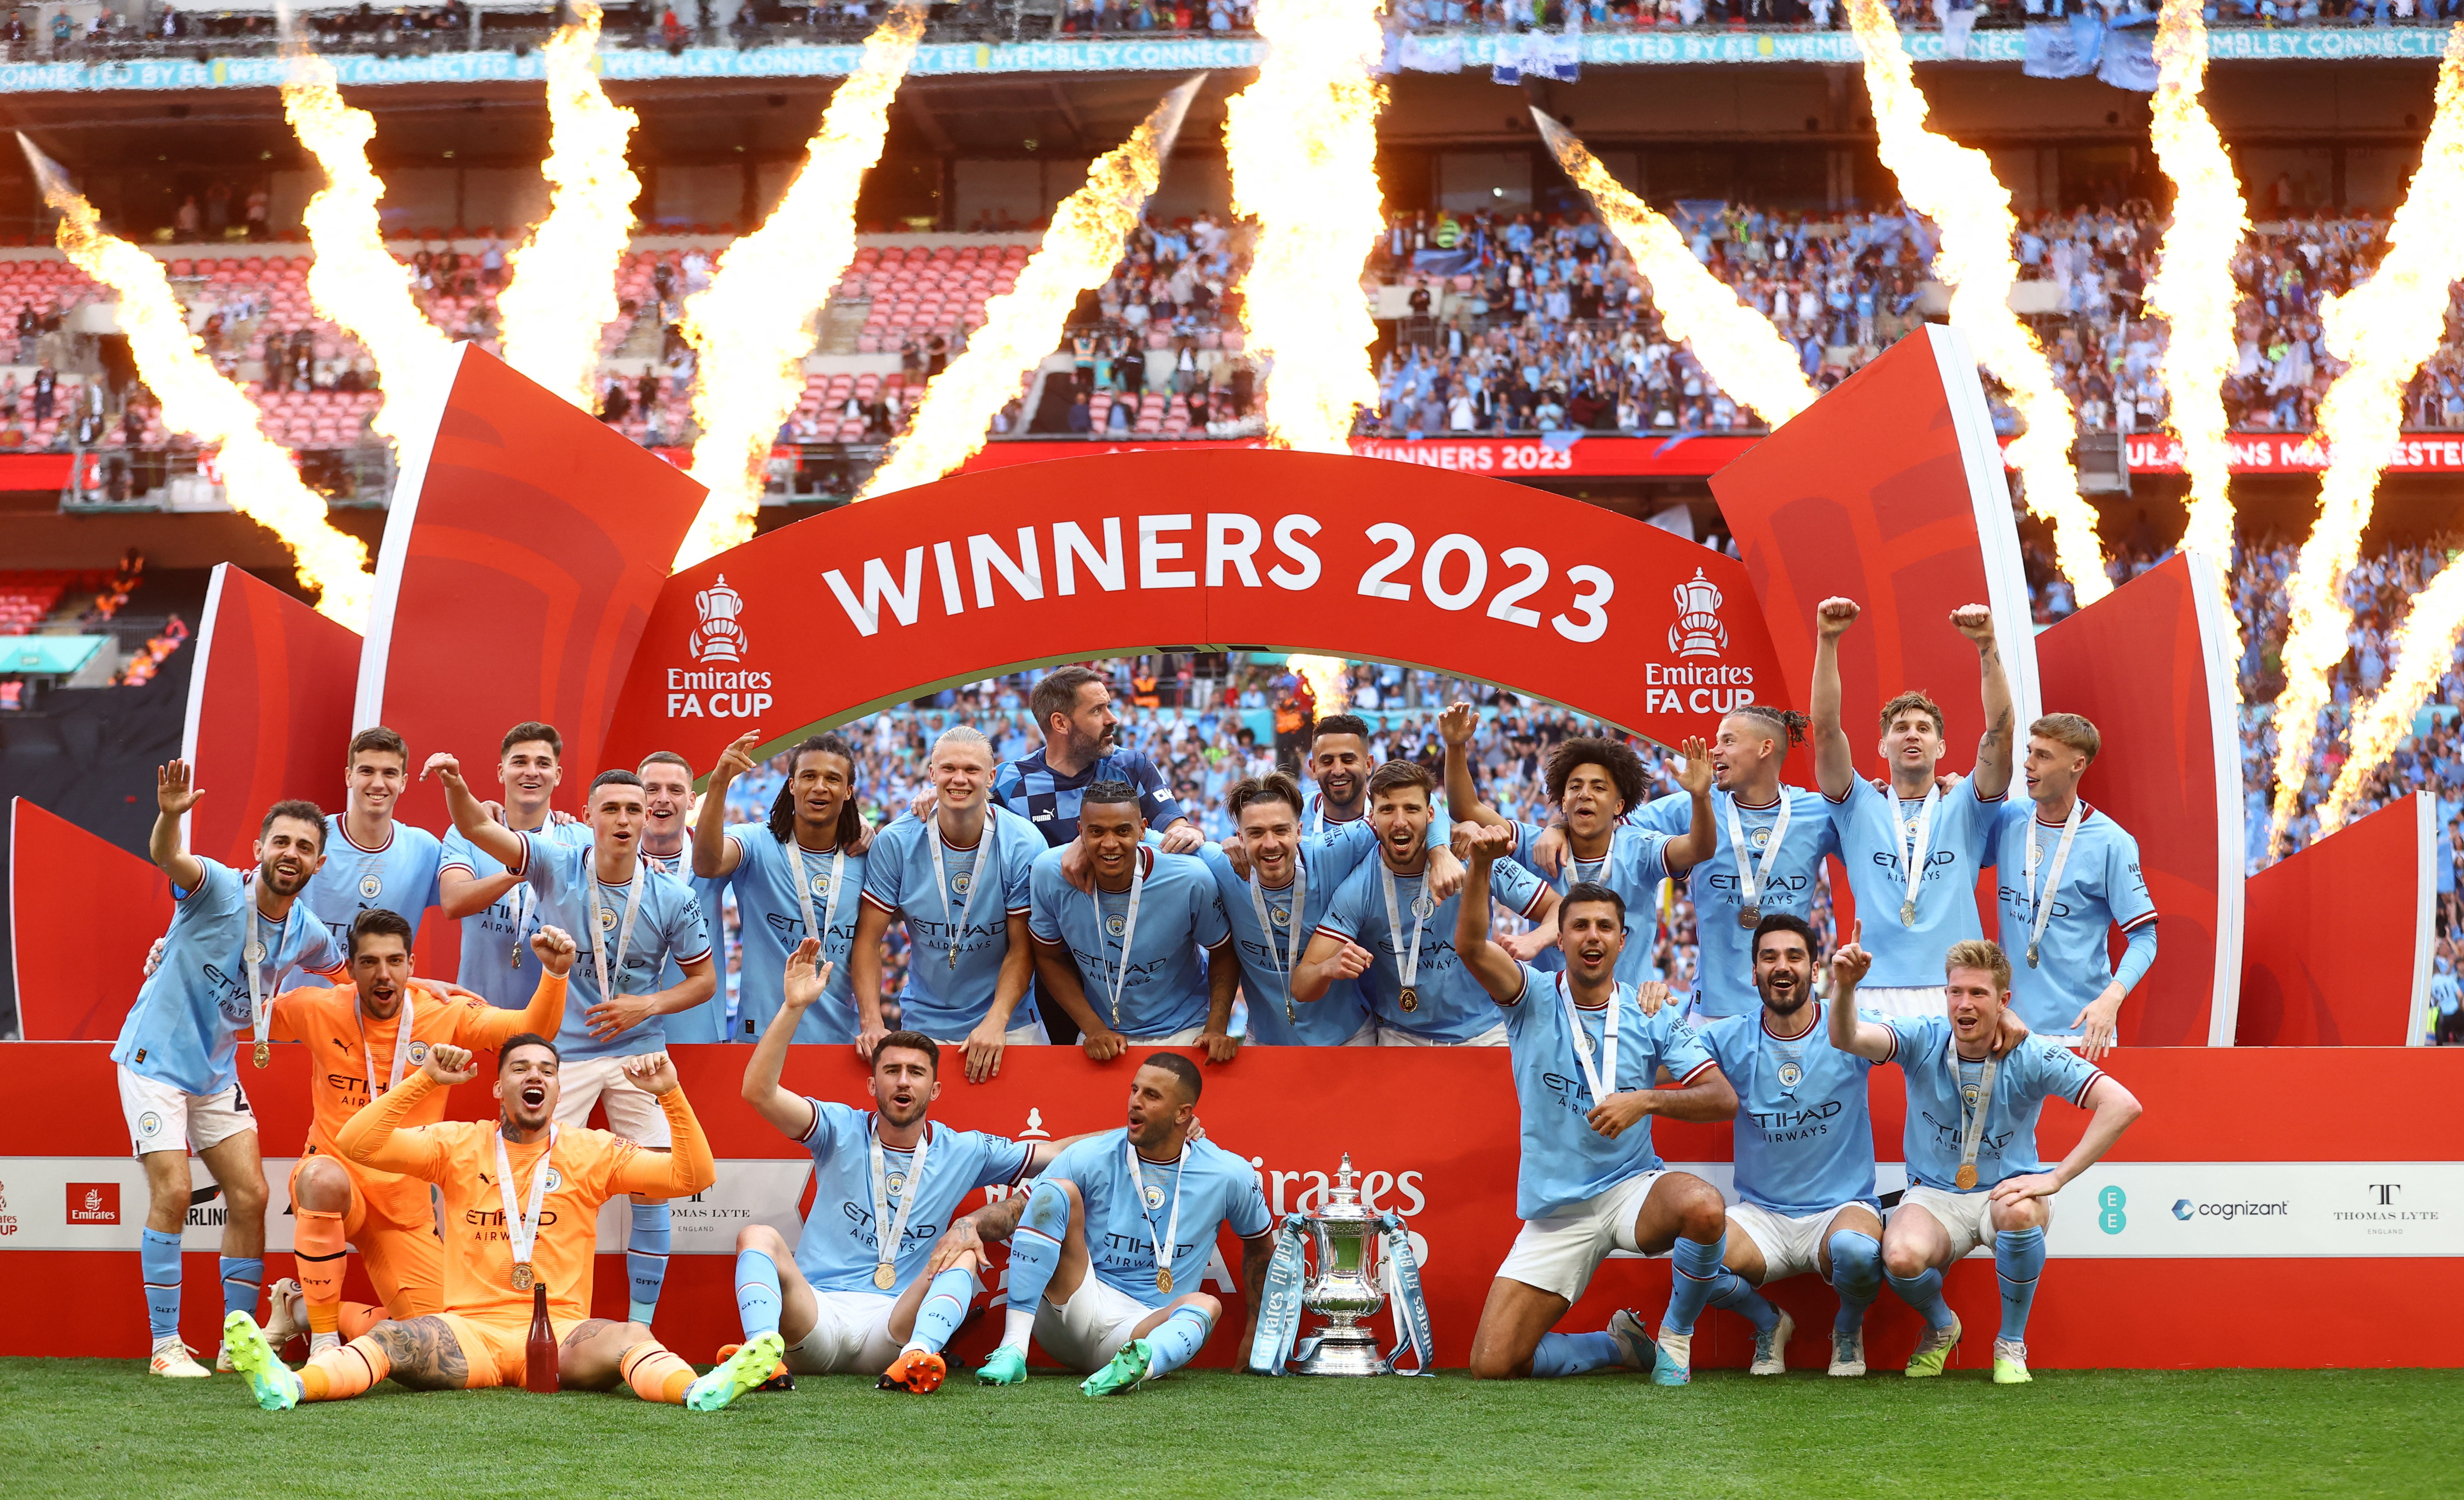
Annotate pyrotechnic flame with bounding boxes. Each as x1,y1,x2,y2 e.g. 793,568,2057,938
1290,654,1351,714
2318,558,2464,833
862,77,1204,499
674,3,926,566
1534,110,1817,427
1223,0,1386,453
2265,24,2464,854
498,0,640,409
280,47,455,450
1845,0,2110,606
2145,0,2248,697
20,136,371,627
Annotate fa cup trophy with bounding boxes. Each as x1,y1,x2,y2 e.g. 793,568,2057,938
1244,1153,1436,1376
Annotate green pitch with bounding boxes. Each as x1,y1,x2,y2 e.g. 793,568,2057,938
4,1359,2455,1499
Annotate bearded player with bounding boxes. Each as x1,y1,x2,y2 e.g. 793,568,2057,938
1454,825,1742,1386
221,1037,744,1411
1829,937,2143,1383
1809,598,2015,1020
254,910,574,1358
718,938,1091,1394
117,762,344,1376
1300,712,1375,833
929,1053,1272,1395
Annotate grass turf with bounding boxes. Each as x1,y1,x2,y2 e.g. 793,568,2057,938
4,1358,2456,1499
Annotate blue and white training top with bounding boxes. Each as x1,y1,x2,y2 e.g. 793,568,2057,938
1824,777,2003,989
1986,800,2157,1032
717,826,866,1044
292,814,443,985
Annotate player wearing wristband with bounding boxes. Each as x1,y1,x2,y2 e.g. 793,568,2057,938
437,722,590,1010
1452,826,1740,1386
116,762,344,1376
1989,715,2158,1058
637,751,732,1044
1809,598,2015,1020
220,1037,733,1411
1828,937,2143,1383
694,733,869,1045
851,726,1045,1080
257,910,573,1357
294,727,444,980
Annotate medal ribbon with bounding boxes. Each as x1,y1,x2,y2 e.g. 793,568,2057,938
586,848,648,1009
1092,852,1147,1030
928,812,995,972
1722,792,1793,912
1244,853,1308,1025
1378,861,1430,996
363,987,416,1099
244,899,285,1057
794,842,848,966
2023,800,2085,961
1567,825,1614,891
1950,1044,1999,1188
493,1123,559,1279
1899,781,1941,924
1555,974,1620,1104
1124,1138,1184,1292
867,1119,932,1287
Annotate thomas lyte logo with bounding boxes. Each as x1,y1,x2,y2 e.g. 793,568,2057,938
1669,569,1729,658
690,575,749,664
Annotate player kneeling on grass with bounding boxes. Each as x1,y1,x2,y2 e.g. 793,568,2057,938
724,938,1089,1394
928,1054,1274,1395
1827,936,2143,1383
1453,825,1744,1387
220,1036,741,1412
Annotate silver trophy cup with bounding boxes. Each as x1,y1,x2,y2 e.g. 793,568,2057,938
1292,1153,1393,1375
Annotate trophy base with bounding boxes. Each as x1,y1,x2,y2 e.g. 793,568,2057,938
1292,1324,1392,1376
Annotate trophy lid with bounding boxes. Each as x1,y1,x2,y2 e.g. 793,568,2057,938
1314,1151,1373,1223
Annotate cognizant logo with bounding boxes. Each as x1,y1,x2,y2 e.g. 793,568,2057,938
2171,1199,2289,1221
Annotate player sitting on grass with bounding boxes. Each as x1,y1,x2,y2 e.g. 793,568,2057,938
1451,824,1741,1386
220,1036,740,1411
1827,936,2143,1383
928,1054,1273,1395
723,938,1087,1395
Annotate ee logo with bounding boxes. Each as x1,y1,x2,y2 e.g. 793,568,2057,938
2096,1185,2127,1235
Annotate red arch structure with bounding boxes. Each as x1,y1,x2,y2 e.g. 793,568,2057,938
599,448,1786,773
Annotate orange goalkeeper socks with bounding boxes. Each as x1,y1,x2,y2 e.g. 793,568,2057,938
618,1339,694,1405
299,1336,392,1402
294,1209,348,1338
338,1302,384,1341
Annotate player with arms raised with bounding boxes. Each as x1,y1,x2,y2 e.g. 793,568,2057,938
1453,824,1742,1386
1809,598,2015,1019
220,1036,736,1410
933,1053,1273,1395
116,763,343,1376
1828,937,2143,1383
694,733,869,1044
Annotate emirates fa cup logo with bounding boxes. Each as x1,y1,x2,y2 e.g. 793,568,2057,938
1669,569,1728,658
691,575,748,663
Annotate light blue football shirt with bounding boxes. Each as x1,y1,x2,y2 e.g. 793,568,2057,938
514,832,711,1061
1824,779,2003,989
440,820,591,1011
1986,800,2158,1032
720,825,865,1045
1633,786,1840,1020
645,849,731,1044
1698,1004,1880,1217
1198,820,1382,1046
1884,1014,2108,1192
1318,853,1548,1044
1504,818,1676,985
858,807,1042,1039
1028,845,1230,1039
292,814,444,985
1042,1128,1272,1308
1496,961,1718,1219
792,1100,1031,1294
113,859,345,1096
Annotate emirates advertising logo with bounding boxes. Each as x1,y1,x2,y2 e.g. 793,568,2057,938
1645,568,1757,716
668,575,775,720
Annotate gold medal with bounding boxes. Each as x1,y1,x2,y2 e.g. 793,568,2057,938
1900,899,1917,927
253,1041,271,1069
2026,943,2041,969
511,1261,535,1292
873,1263,896,1291
1737,904,1761,929
1156,1268,1173,1295
1397,986,1417,1013
1954,1164,1979,1191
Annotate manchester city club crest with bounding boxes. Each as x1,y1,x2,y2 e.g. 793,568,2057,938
1143,1182,1166,1210
1961,1083,1981,1109
408,1041,429,1064
138,1111,162,1137
1270,905,1290,927
952,871,973,896
1749,826,1772,850
598,905,619,930
1106,913,1128,938
887,1170,907,1197
358,872,383,900
809,872,831,898
541,1167,564,1193
1778,1060,1803,1089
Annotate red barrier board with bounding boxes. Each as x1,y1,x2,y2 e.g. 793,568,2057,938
5,1040,2455,1371
6,803,172,1041
2238,793,2433,1047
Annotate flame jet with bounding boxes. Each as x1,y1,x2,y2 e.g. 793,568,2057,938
20,136,372,627
675,3,928,567
862,76,1205,499
2319,561,2464,834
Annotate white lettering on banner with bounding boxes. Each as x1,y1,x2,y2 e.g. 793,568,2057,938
1358,523,1415,601
971,528,1044,609
1638,660,1759,716
1422,533,1488,611
932,540,966,616
1139,514,1197,588
1269,515,1321,589
593,1159,812,1253
1056,518,1125,595
1205,513,1263,587
1488,548,1549,627
666,667,777,719
823,547,925,637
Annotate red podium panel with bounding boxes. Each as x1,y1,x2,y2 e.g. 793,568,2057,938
2238,793,2433,1047
8,801,173,1040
